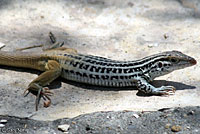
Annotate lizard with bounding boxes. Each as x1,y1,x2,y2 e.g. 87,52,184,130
0,32,197,110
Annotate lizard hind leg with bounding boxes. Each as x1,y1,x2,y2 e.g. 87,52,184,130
14,32,77,54
14,32,64,51
42,32,65,51
43,32,78,54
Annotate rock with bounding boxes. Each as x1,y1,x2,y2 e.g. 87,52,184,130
133,114,140,118
165,123,171,129
58,124,70,132
0,119,7,124
0,124,5,127
171,125,182,132
0,42,5,49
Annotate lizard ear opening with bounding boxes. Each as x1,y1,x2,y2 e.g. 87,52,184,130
158,62,163,68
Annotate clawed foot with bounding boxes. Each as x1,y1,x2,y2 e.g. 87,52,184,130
152,86,176,95
23,86,53,111
35,87,53,111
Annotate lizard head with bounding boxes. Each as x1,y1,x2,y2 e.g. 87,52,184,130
163,50,196,68
148,50,196,78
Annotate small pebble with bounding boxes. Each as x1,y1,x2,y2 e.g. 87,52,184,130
106,115,111,119
163,34,169,39
165,123,171,129
71,121,76,124
148,43,158,48
0,119,7,124
186,126,190,129
0,124,5,127
183,114,187,117
171,125,181,132
188,110,195,115
0,42,5,49
58,124,70,132
133,114,139,118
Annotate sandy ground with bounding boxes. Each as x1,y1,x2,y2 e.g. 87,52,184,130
0,0,199,121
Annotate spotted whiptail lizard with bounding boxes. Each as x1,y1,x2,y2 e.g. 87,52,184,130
0,32,197,110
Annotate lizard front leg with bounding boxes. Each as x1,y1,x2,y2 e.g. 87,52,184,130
135,78,176,95
24,60,62,111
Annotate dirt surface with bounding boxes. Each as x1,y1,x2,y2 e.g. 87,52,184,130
0,0,199,124
0,106,200,134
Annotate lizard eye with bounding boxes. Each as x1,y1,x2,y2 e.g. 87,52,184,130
169,58,179,63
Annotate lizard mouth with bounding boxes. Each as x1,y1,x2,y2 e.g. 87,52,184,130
189,58,197,65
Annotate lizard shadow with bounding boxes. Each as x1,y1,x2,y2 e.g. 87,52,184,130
0,65,40,75
57,78,196,97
